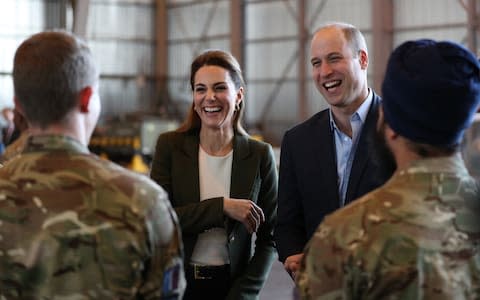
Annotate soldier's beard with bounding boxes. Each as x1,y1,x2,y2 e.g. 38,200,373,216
373,121,397,174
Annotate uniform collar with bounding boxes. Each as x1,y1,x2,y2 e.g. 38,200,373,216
398,153,469,177
24,134,90,154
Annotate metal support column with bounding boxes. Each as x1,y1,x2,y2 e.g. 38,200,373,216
72,0,90,38
298,0,308,121
231,0,245,70
155,0,168,113
466,0,479,54
371,0,393,95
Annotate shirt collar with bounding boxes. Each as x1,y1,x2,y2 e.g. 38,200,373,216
356,89,373,123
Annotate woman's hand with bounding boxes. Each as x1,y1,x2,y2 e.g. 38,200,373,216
223,197,265,234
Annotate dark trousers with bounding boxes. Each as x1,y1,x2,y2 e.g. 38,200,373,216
183,264,230,300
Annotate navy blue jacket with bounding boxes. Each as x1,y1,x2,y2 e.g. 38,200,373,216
275,93,394,262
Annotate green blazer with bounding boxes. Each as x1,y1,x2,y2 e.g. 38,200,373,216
150,130,278,300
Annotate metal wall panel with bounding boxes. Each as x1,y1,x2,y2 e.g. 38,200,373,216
247,80,299,141
393,0,469,47
394,27,468,46
89,3,154,39
87,0,156,116
243,0,375,142
245,41,298,124
0,0,47,108
100,78,156,116
246,41,298,80
166,0,231,119
0,0,475,144
90,40,154,74
0,0,46,35
168,1,230,39
244,1,300,139
394,0,466,27
246,2,297,38
308,0,372,30
244,1,298,132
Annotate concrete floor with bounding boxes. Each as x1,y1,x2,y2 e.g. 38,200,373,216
259,255,295,300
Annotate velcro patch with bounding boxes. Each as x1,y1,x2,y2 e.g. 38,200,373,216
162,264,180,294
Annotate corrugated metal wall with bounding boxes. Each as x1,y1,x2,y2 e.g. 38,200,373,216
167,0,231,117
0,0,49,110
0,0,475,144
164,0,473,144
393,0,468,45
245,0,301,141
87,0,156,118
164,0,378,144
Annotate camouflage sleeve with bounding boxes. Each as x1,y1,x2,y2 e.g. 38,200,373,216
139,190,186,300
295,221,346,299
295,198,382,299
295,194,396,299
295,192,428,299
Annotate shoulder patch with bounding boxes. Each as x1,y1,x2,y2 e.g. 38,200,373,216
162,264,180,295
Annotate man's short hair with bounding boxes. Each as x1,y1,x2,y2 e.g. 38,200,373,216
13,30,98,129
314,22,368,57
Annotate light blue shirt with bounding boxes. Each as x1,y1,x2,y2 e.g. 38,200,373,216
329,90,373,206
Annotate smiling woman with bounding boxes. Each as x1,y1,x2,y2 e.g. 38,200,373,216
192,64,242,137
150,50,278,300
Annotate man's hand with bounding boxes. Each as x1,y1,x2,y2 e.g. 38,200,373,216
284,253,304,280
223,197,265,234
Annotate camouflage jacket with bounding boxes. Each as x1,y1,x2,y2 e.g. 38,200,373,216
296,154,480,300
0,130,29,165
0,135,185,299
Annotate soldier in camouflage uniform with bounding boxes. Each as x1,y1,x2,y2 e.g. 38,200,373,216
0,31,185,299
0,108,29,165
296,40,480,299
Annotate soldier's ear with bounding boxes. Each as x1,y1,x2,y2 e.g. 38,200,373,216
384,124,399,141
79,86,93,113
13,97,25,116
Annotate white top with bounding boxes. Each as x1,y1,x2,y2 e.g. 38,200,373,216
190,146,233,265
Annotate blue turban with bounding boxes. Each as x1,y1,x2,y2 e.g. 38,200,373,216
382,39,480,146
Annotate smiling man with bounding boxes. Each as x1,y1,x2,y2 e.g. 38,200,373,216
275,22,395,278
296,38,480,300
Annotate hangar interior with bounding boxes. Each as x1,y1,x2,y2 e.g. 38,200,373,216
0,1,479,298
0,1,478,160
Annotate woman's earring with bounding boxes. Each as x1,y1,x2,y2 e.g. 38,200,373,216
235,103,240,111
